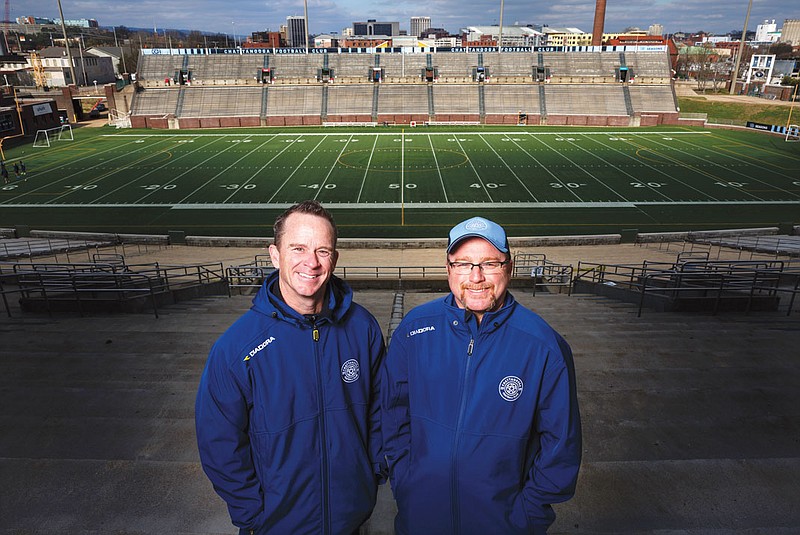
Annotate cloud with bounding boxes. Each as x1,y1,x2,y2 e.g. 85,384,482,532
14,0,799,36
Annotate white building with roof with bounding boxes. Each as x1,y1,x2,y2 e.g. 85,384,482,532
462,25,545,47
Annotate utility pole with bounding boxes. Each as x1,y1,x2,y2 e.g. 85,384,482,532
729,0,753,95
56,0,78,87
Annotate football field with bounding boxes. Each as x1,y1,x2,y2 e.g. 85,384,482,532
2,126,799,238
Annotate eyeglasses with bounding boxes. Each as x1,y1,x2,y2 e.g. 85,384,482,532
448,260,509,275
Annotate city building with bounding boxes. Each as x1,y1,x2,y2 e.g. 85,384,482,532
248,31,282,48
340,36,388,48
313,34,340,48
54,18,99,28
541,27,588,46
543,28,669,47
410,17,431,38
286,16,307,48
33,46,116,87
462,25,545,47
648,24,664,36
85,47,123,77
755,20,780,43
352,20,399,37
780,19,800,45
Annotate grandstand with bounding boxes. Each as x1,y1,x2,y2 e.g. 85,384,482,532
129,49,684,129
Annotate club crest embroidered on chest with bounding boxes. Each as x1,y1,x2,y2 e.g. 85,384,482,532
341,359,360,383
499,376,523,401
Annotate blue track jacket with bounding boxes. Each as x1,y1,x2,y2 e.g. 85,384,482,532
196,272,385,534
381,293,581,535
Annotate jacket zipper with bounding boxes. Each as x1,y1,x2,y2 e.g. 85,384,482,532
311,319,330,534
450,336,474,535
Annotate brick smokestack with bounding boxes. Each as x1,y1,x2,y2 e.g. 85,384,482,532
591,0,607,46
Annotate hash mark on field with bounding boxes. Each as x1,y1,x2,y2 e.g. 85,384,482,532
478,134,536,201
268,135,328,202
453,136,493,202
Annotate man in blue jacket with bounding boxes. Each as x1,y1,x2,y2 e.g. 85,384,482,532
381,216,582,535
196,200,385,534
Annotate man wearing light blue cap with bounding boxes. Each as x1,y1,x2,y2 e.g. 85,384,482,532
381,216,582,535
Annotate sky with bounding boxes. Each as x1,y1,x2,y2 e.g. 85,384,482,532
15,0,799,38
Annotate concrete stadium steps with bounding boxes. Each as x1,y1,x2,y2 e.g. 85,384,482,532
265,85,323,116
130,88,179,116
327,84,375,116
625,51,673,78
544,84,630,116
132,51,677,123
179,87,263,117
629,84,680,113
3,289,797,533
136,51,673,86
431,84,480,115
483,84,540,115
398,290,800,533
0,300,234,533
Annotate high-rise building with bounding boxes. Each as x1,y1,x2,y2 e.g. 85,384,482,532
352,20,399,36
647,24,664,36
410,16,431,37
782,19,800,45
287,16,307,47
755,19,779,42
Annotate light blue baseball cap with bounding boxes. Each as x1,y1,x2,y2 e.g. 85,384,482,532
447,217,509,254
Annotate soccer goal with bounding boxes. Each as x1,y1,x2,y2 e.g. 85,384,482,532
108,109,132,129
786,124,799,142
33,124,74,148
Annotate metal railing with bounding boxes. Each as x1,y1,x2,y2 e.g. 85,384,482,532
4,261,226,318
226,253,575,294
574,259,800,317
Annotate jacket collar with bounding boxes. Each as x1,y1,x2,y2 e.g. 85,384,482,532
251,270,352,326
443,291,517,334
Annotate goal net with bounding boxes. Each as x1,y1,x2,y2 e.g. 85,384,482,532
108,109,132,129
33,124,74,148
786,124,799,142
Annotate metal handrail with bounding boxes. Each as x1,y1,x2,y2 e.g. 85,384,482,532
574,260,798,317
6,261,227,318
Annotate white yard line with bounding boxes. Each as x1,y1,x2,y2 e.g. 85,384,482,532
315,134,353,200
533,135,629,202
427,135,449,202
93,137,223,203
587,135,718,201
356,135,379,203
649,135,798,199
12,137,177,205
220,135,283,203
478,134,537,201
453,136,493,202
266,135,328,203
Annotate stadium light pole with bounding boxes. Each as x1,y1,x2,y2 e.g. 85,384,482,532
303,0,309,52
729,0,753,95
497,0,504,50
56,0,78,88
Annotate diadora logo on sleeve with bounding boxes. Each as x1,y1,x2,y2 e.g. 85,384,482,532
243,336,276,361
499,376,523,402
341,359,360,383
407,325,436,337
